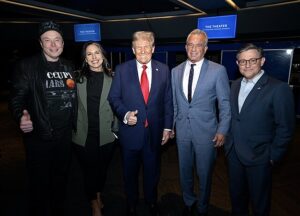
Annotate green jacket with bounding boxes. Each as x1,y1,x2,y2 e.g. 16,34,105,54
72,73,117,147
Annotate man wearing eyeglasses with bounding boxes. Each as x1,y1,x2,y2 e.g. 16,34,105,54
224,43,295,216
171,29,231,216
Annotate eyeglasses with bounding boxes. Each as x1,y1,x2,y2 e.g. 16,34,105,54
237,57,262,66
186,43,205,49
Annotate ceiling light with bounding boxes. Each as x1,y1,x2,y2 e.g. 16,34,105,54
225,0,240,10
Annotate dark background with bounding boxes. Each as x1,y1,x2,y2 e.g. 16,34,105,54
1,1,300,215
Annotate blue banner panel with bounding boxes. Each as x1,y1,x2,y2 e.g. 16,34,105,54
198,15,237,39
74,23,101,42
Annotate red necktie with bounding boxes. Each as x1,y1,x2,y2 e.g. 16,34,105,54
140,64,149,127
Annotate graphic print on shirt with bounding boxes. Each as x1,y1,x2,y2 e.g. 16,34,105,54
45,63,76,129
45,71,76,111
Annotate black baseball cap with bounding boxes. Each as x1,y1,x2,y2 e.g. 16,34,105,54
38,21,63,37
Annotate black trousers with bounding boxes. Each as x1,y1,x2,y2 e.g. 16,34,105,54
227,148,272,216
24,127,72,216
74,136,115,201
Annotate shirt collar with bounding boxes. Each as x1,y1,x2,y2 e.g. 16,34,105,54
187,58,204,67
136,60,152,69
242,70,264,84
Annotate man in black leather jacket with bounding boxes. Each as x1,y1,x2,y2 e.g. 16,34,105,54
9,21,76,216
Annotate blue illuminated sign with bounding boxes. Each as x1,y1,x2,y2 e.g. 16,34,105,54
198,15,237,39
74,23,101,42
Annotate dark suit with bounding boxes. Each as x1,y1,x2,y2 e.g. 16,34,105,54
108,59,173,206
225,73,295,216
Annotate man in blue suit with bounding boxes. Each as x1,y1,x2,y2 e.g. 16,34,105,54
108,31,173,216
224,43,295,216
171,29,231,216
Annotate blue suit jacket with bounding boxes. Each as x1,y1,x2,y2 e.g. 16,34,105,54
172,59,231,144
108,59,173,150
225,73,295,165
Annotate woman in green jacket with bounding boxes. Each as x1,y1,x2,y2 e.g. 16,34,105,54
73,41,117,216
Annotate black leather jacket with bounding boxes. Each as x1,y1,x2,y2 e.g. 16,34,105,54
9,52,77,140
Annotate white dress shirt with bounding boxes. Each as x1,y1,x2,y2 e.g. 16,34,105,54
238,70,264,112
182,59,204,101
123,60,152,124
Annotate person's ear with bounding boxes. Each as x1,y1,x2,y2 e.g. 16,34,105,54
260,57,265,66
151,46,155,54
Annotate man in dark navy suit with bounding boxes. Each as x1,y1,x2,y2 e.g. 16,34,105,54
108,31,173,216
225,43,295,216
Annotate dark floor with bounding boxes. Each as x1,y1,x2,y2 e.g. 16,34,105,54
1,97,300,216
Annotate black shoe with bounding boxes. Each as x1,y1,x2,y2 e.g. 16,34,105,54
149,203,159,216
126,205,137,216
182,202,197,216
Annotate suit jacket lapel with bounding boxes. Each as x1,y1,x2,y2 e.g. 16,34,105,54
100,73,111,109
192,59,208,102
130,60,145,103
78,78,87,111
148,61,157,104
240,73,268,115
232,78,242,116
178,62,187,102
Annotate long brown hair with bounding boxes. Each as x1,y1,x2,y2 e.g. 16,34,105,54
76,41,112,83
